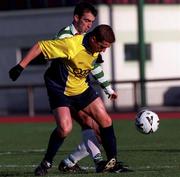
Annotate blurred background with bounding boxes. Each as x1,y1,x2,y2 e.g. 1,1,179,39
0,0,180,116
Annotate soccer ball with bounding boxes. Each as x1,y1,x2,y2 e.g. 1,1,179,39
135,110,160,134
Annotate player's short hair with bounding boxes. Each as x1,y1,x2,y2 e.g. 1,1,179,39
92,24,115,43
74,2,97,18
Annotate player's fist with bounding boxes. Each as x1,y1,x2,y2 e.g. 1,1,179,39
108,91,118,100
9,64,24,81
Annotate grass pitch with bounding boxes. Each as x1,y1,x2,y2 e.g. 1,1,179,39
0,118,180,177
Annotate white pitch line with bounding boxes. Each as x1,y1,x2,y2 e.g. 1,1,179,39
133,165,178,170
0,150,178,171
0,164,95,170
0,164,177,170
0,149,46,155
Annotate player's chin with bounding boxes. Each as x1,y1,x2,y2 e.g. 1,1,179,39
85,28,90,32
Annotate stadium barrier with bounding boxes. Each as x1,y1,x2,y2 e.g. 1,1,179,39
1,77,180,116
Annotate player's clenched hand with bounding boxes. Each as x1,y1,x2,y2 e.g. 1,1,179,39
9,64,24,81
108,91,118,100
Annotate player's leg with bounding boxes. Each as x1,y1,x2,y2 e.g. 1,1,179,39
77,110,101,142
45,107,73,161
59,110,103,172
83,97,132,173
34,107,73,176
59,141,89,172
70,87,116,172
82,97,117,160
75,110,103,162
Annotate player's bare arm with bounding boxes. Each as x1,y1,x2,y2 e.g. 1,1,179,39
19,43,41,68
9,43,41,81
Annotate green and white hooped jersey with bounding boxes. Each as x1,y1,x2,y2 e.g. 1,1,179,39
54,24,114,96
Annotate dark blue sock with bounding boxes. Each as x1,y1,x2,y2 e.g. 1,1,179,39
44,128,65,164
100,125,117,160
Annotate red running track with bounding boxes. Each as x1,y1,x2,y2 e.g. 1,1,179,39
0,112,180,123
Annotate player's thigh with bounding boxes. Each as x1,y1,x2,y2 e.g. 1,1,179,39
83,97,112,128
53,107,73,136
78,110,100,129
71,109,94,128
75,110,102,143
71,86,112,127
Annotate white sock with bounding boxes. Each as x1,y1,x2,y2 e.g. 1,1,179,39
63,129,103,167
64,142,89,167
63,158,75,168
82,129,103,162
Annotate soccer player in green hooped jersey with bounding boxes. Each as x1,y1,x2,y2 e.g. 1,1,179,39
53,2,118,173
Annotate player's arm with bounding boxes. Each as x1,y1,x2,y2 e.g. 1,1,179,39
91,62,118,100
9,39,69,81
20,43,41,68
9,43,42,81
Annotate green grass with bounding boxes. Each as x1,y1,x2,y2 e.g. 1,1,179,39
0,118,180,177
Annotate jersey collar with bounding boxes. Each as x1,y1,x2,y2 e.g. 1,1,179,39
70,24,78,35
70,23,86,35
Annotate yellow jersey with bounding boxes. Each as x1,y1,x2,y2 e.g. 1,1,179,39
39,35,99,96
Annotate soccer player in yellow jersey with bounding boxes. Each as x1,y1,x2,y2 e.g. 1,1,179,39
54,2,118,172
50,2,120,173
53,3,105,172
9,25,131,175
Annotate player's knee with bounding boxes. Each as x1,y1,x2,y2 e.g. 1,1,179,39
82,117,93,126
77,111,93,127
96,109,112,127
101,116,112,127
57,124,72,137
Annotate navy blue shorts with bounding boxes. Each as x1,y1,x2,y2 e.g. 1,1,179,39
46,85,99,111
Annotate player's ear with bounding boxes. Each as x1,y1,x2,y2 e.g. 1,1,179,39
74,15,80,22
92,36,97,43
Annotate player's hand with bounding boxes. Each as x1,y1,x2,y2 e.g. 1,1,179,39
108,91,118,100
9,64,24,81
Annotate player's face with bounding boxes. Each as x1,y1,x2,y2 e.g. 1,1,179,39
75,12,96,34
91,37,111,53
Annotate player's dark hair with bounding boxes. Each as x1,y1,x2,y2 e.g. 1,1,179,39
92,24,115,43
74,2,97,18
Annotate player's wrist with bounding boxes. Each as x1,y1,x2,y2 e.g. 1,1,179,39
16,64,24,72
104,85,114,95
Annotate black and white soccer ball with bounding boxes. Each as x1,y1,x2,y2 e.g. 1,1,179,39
135,110,160,134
